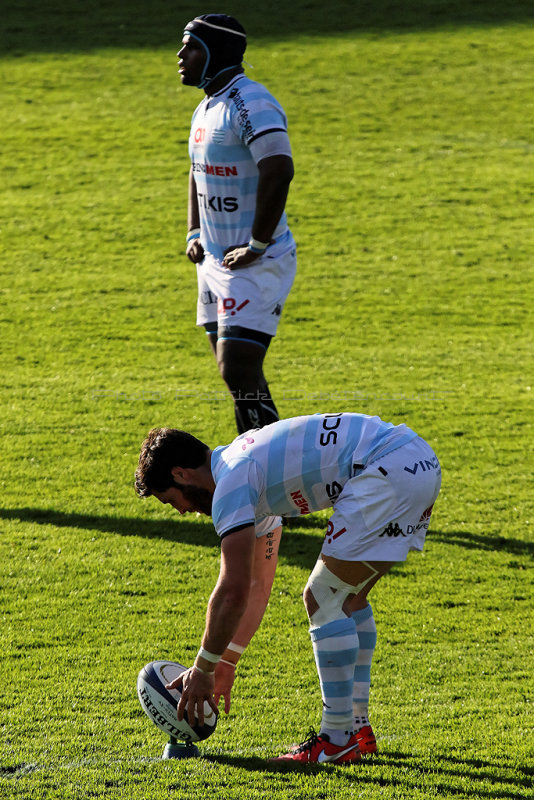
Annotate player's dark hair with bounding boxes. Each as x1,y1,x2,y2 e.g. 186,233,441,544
135,428,210,497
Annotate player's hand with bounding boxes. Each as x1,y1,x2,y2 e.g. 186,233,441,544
168,666,218,726
186,239,205,264
222,245,262,270
213,660,236,714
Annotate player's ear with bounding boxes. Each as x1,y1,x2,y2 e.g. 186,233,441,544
171,465,202,484
171,466,185,482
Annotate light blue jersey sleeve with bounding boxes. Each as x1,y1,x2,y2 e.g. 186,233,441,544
211,455,266,537
226,81,288,146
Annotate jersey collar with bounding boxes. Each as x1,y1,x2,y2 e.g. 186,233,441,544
210,72,247,97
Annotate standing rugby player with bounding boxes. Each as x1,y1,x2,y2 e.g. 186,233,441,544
178,14,296,433
135,412,442,764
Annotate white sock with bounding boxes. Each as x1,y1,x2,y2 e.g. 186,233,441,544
320,727,352,746
353,713,370,729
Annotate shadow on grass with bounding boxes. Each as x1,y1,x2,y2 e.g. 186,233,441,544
1,508,531,563
204,751,359,776
204,750,533,796
0,506,323,570
3,0,534,55
429,529,533,558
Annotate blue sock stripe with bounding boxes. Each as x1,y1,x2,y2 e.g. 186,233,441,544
311,617,359,732
354,665,372,683
322,710,354,720
320,679,355,698
316,648,359,669
350,605,376,723
351,604,373,625
357,631,377,650
310,617,356,643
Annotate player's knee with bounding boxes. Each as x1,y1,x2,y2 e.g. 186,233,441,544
218,356,260,391
304,561,351,628
302,583,318,619
217,355,238,387
305,559,376,628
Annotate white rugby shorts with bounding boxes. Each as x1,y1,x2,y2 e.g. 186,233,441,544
196,241,297,336
321,437,442,562
255,515,282,537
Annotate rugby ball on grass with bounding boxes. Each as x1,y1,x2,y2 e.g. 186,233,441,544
137,660,217,743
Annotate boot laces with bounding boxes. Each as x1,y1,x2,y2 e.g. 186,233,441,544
295,728,322,753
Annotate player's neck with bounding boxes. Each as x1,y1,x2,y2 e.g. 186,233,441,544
204,68,244,96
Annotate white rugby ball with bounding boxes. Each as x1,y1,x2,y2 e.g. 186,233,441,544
137,660,217,743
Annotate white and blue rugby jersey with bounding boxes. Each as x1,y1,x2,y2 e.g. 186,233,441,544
189,74,292,261
210,413,418,538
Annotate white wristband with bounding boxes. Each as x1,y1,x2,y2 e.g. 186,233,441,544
227,642,246,654
193,663,211,675
220,658,237,668
248,237,269,254
187,228,201,243
197,646,221,664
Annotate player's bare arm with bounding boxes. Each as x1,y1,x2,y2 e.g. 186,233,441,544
174,526,257,724
185,168,204,264
222,154,294,269
214,525,282,712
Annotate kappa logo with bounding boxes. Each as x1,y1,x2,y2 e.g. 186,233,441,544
378,521,406,538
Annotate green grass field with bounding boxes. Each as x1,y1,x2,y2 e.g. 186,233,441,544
1,1,533,797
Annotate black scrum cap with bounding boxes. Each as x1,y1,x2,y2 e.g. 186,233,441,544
184,14,247,89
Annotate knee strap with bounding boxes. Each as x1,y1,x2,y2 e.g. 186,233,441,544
305,559,379,628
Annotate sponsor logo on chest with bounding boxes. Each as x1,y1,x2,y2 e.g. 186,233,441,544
290,489,310,514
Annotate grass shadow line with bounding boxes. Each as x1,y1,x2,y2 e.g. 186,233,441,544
0,506,324,570
2,509,530,566
429,529,533,558
3,0,534,56
204,749,533,795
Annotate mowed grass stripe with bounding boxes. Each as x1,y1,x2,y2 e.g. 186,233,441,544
1,6,532,799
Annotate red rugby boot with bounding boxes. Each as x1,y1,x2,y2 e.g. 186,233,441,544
355,724,377,755
270,729,361,765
